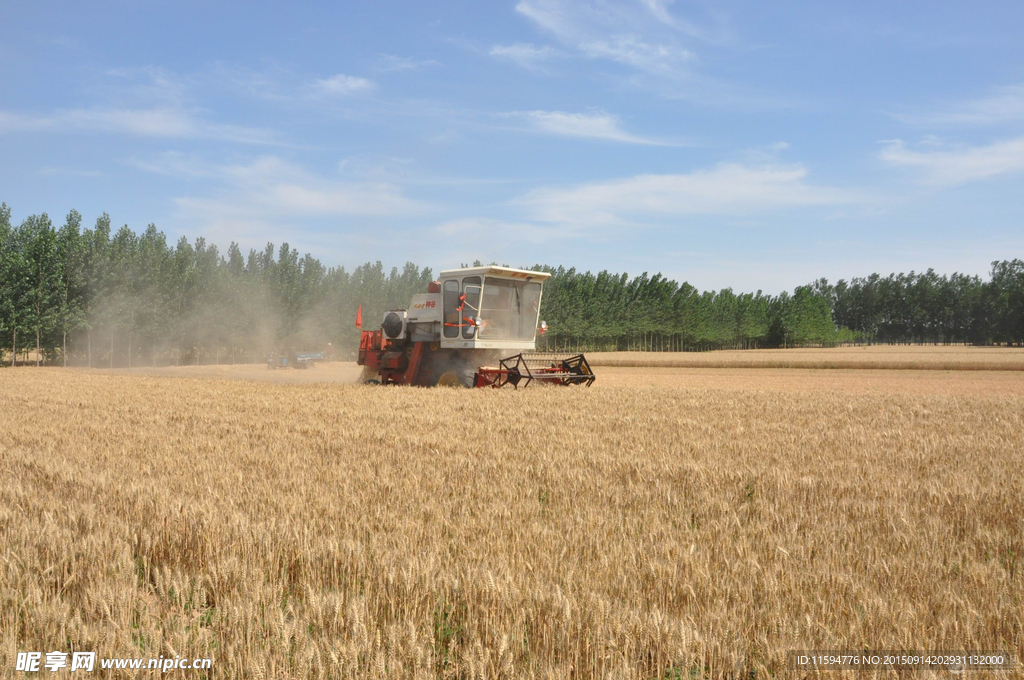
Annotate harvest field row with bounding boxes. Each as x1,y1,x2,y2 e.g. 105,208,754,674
2,365,1022,678
105,360,1024,397
586,345,1024,370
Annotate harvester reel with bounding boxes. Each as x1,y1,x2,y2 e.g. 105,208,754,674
477,353,596,388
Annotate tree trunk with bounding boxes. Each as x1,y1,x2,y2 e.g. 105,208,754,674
88,330,92,368
63,332,67,367
36,329,41,367
10,328,15,367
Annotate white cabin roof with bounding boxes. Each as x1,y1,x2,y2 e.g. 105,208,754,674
438,266,551,281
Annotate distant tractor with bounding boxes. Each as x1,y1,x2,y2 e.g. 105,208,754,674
357,266,595,387
267,350,324,370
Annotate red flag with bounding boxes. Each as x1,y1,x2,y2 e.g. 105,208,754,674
355,304,362,329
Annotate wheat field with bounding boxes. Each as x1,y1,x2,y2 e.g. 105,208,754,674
111,360,1024,398
2,364,1022,678
587,346,1024,371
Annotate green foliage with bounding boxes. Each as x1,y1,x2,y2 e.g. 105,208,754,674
1,205,36,363
535,265,819,351
0,205,440,365
824,269,997,344
985,259,1024,345
432,600,465,675
0,200,1022,365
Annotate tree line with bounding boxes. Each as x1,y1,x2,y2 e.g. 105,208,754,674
536,262,1024,351
1,203,1022,366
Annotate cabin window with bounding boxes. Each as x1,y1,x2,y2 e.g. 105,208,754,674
521,282,542,338
442,279,460,338
479,278,542,340
461,277,482,339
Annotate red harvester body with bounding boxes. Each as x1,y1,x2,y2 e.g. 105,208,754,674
356,266,594,388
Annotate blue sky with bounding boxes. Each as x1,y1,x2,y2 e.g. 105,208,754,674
2,1,1022,292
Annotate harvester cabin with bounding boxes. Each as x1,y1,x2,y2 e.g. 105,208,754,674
437,267,551,350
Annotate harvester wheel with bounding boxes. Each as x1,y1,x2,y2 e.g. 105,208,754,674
364,378,381,385
436,371,463,387
416,348,479,387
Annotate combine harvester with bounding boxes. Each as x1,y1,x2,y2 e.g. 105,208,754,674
357,266,595,388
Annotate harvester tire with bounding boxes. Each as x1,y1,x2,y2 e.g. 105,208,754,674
436,371,464,387
364,378,381,385
416,348,479,387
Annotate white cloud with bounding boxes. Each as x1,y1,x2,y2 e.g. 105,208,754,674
258,182,413,217
313,74,376,96
436,217,552,244
579,34,692,73
336,153,523,186
739,141,791,163
516,163,860,228
510,109,670,145
203,62,295,102
637,0,710,38
38,166,103,178
376,54,440,72
0,111,50,133
124,153,431,262
510,1,764,106
489,42,562,70
126,152,220,178
69,108,200,137
514,0,696,74
424,162,860,252
1,66,280,144
106,66,191,106
891,84,1024,126
639,0,675,26
135,154,426,220
0,107,279,144
514,0,577,42
879,137,1024,186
